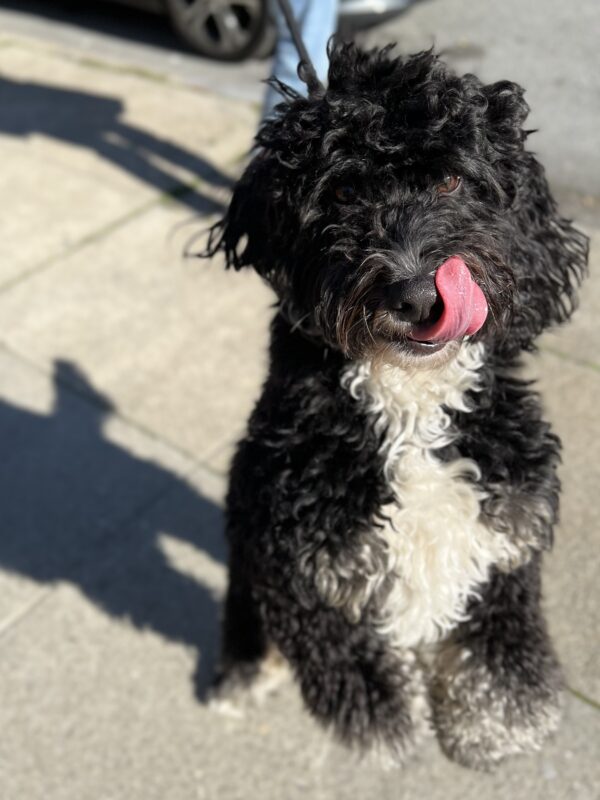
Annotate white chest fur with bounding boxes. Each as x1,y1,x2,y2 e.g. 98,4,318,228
341,345,516,648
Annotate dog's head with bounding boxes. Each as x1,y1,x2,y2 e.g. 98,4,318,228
207,45,587,365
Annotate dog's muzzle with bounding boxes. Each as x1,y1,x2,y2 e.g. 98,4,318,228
385,257,488,343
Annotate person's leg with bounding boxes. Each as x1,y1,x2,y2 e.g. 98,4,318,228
262,0,339,119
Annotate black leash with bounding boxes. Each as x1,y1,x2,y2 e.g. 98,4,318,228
275,0,324,93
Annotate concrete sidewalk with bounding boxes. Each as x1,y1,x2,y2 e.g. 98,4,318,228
0,21,598,800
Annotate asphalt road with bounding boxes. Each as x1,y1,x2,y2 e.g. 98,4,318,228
1,0,598,206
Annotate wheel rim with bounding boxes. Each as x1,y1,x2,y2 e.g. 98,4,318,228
172,0,264,57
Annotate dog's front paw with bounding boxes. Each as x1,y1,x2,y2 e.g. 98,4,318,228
431,647,563,770
208,649,291,717
301,648,431,768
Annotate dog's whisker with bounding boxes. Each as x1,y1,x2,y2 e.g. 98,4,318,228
290,312,312,333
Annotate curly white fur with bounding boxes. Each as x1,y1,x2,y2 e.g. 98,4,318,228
337,343,519,648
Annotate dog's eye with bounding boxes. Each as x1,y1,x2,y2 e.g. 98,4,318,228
334,185,356,203
435,176,462,196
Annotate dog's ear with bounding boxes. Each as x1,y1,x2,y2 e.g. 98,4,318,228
483,81,589,352
483,80,529,156
204,152,278,277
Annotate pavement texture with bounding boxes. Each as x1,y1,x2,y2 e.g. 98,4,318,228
0,2,598,798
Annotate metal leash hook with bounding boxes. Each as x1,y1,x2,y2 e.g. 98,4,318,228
275,0,324,94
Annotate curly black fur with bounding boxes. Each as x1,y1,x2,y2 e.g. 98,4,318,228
205,45,589,768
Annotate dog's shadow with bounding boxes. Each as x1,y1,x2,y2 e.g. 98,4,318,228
0,75,232,215
0,359,226,695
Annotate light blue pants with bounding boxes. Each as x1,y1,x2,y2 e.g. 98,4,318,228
262,0,339,119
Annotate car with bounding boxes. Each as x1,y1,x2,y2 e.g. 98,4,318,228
110,0,413,62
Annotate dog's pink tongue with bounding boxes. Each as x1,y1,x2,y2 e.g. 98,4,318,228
415,257,488,342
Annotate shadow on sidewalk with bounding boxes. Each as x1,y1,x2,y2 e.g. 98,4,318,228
0,75,232,214
0,359,226,693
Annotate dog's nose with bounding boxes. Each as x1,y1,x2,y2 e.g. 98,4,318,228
386,276,439,323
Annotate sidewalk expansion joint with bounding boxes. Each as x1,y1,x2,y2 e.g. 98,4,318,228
541,344,600,375
0,587,53,641
567,685,600,713
0,170,234,298
0,196,157,296
0,340,228,480
3,32,251,103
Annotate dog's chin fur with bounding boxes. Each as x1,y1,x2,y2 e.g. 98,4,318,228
206,43,588,770
365,338,463,372
277,300,464,370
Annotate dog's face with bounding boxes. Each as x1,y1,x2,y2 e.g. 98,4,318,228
208,46,587,364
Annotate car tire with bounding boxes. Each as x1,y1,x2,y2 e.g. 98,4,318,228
252,18,276,59
165,0,272,62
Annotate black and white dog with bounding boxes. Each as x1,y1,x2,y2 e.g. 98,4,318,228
205,44,588,769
